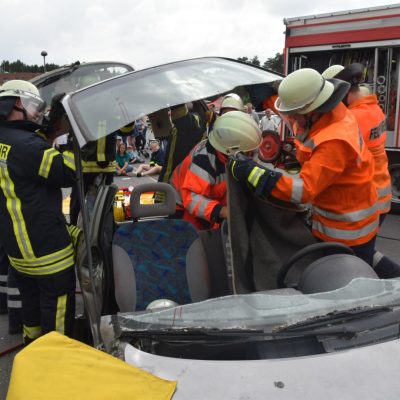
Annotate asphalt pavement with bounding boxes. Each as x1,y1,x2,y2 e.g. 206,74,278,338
0,165,399,398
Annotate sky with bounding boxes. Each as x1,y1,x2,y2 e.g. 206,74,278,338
2,0,398,70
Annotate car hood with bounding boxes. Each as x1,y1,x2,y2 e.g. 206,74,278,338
124,338,400,399
61,57,282,147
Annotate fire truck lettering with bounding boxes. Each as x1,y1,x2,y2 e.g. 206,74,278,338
332,44,351,48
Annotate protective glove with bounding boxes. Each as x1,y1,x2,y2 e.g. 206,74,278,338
229,155,282,196
229,156,261,182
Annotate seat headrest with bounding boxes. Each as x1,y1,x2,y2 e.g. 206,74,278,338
130,182,177,219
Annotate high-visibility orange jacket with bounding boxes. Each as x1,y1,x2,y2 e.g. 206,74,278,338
262,94,279,115
170,140,227,229
271,103,379,246
348,94,391,214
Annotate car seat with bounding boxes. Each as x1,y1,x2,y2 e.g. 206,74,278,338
112,182,211,311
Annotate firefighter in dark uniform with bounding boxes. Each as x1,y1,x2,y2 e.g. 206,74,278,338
0,80,79,344
45,93,134,225
155,103,206,184
68,117,135,225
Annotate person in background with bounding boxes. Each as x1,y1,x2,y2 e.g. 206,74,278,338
115,143,134,176
133,139,165,177
150,103,205,185
246,102,260,125
170,111,262,229
219,93,244,116
127,143,143,164
134,116,147,156
260,108,279,132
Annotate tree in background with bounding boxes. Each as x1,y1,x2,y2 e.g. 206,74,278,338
263,53,283,73
237,53,283,74
1,60,60,73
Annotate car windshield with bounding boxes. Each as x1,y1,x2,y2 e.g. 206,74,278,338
115,278,400,332
32,62,133,109
63,57,281,147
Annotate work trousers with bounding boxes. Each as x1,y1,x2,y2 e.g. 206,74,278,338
0,246,22,331
13,267,76,344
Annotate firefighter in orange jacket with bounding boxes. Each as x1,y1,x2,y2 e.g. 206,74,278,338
230,68,382,268
322,63,392,215
322,64,399,277
171,111,262,230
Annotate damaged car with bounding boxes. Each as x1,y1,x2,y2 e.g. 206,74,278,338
10,57,400,399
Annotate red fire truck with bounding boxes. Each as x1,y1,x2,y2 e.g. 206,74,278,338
283,4,400,212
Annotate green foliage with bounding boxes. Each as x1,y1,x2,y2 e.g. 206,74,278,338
262,53,283,73
237,53,283,74
0,60,60,73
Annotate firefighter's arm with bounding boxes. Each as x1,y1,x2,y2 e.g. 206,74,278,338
180,164,224,222
25,140,76,187
230,140,350,204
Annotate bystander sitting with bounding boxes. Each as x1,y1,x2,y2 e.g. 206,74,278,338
115,143,133,176
127,144,144,164
132,139,165,177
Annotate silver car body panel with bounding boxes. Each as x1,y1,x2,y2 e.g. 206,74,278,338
125,339,400,399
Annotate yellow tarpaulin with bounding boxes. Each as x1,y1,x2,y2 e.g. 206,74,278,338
7,332,176,400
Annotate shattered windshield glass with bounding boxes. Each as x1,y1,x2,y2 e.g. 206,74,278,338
114,278,400,332
64,57,281,146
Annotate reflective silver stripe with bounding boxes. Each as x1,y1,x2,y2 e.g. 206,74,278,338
302,138,316,150
97,137,106,162
313,203,378,222
187,193,211,219
378,199,392,212
312,218,379,241
189,163,214,184
0,287,7,293
56,294,67,334
378,186,392,197
373,251,385,268
291,177,304,203
0,275,7,282
7,287,20,295
63,152,76,171
170,163,183,204
0,166,35,258
215,172,227,185
247,167,265,187
9,244,74,267
39,148,58,178
7,300,21,308
11,254,75,276
208,152,216,170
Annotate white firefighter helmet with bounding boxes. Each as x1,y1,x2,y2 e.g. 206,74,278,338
322,65,345,79
220,93,244,112
359,83,373,96
275,68,335,115
209,110,262,155
0,80,45,116
0,79,40,98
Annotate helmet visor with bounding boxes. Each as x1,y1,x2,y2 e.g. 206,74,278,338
279,112,310,139
18,90,46,122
